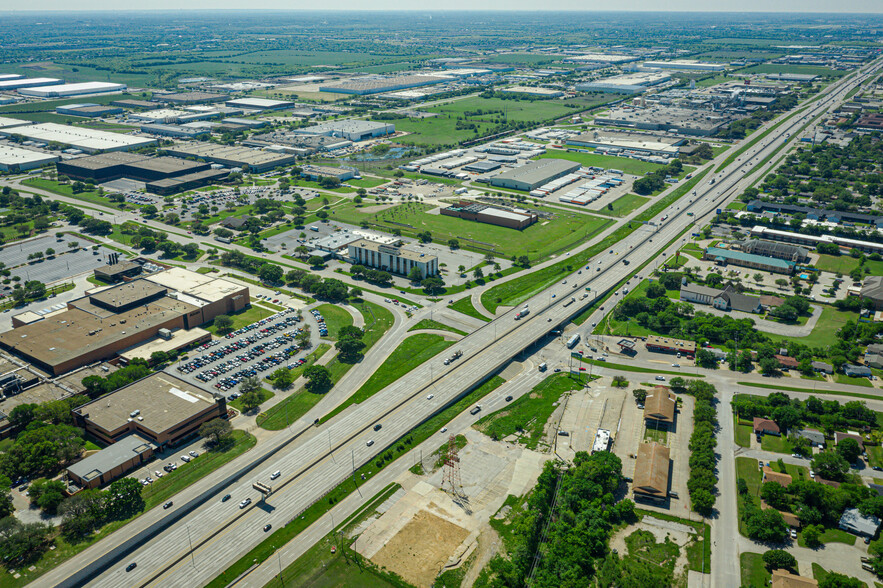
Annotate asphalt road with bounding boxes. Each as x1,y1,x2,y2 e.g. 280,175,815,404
30,59,882,588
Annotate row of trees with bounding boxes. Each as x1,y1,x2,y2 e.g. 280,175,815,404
81,360,152,399
676,379,718,514
732,392,878,439
632,159,684,195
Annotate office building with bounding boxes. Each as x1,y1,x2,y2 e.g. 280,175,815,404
66,433,156,490
145,168,228,195
348,240,438,278
300,165,356,182
633,443,670,502
489,159,581,191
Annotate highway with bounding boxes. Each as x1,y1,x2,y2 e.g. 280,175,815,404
37,59,881,588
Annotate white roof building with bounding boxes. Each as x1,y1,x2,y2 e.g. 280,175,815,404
18,82,125,98
0,145,59,171
0,123,155,153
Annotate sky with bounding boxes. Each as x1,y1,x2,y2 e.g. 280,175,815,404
4,2,882,12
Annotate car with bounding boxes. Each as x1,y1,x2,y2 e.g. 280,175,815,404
163,501,173,509
591,322,596,327
441,427,447,433
373,424,382,431
189,450,198,457
222,494,232,502
553,368,561,373
655,376,666,381
791,453,801,458
874,466,883,472
505,395,513,402
790,529,797,539
155,470,164,478
810,470,815,478
264,524,272,532
366,440,374,447
671,363,680,368
240,498,252,508
270,471,281,480
637,404,644,410
426,394,434,400
126,563,137,572
181,455,190,462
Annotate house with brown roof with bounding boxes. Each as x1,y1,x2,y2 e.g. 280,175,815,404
760,295,786,309
644,387,676,426
771,568,818,588
754,417,781,436
761,500,801,528
762,466,793,487
775,355,799,370
835,431,865,451
633,442,671,502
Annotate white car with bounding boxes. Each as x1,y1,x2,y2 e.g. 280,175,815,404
181,455,191,462
441,427,448,433
155,471,164,478
366,440,374,447
239,498,251,509
426,394,434,400
189,451,199,458
672,363,680,368
270,471,281,480
655,376,666,381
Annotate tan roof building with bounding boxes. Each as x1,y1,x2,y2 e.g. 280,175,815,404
633,442,670,501
762,466,793,487
772,568,818,588
644,387,676,424
753,417,781,436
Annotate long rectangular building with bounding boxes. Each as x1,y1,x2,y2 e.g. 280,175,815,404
0,123,155,153
441,201,537,229
295,120,394,142
0,145,59,171
705,246,795,274
489,158,581,191
19,82,126,98
57,152,211,183
162,142,295,173
633,442,671,502
0,77,62,91
348,239,437,278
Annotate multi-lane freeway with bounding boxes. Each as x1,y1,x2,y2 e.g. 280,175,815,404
37,58,881,588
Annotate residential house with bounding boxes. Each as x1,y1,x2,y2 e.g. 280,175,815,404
754,417,781,436
762,466,792,487
796,429,825,448
839,507,881,538
865,353,883,370
843,364,872,378
760,295,786,310
771,569,818,588
834,431,865,451
633,442,671,502
775,355,799,370
220,216,250,230
861,276,883,311
811,361,833,375
869,483,883,498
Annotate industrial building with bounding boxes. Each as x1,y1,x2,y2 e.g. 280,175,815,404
19,82,126,98
633,442,671,502
224,97,294,111
295,120,395,142
300,165,356,182
563,53,639,65
160,91,227,105
112,99,159,110
642,60,726,72
161,142,296,172
139,123,212,139
71,372,226,448
56,103,124,118
441,201,538,229
502,86,564,98
243,131,351,156
66,433,156,490
0,123,155,153
463,160,501,173
0,74,24,82
348,240,438,278
566,130,684,156
0,268,248,376
0,145,59,172
146,168,228,195
320,75,449,95
576,72,670,94
0,116,31,131
705,246,795,274
489,158,581,191
0,77,62,91
765,73,818,83
594,105,736,137
57,152,211,183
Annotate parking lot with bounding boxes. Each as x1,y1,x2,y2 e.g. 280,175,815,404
0,233,118,285
170,306,321,399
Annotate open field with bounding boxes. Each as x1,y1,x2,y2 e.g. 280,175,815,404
593,192,650,217
740,552,771,588
537,150,666,175
450,296,491,322
314,303,353,339
766,306,859,348
814,254,883,276
203,304,274,336
407,318,467,336
328,200,611,262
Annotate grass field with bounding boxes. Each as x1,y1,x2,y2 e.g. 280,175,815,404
812,563,867,588
328,200,610,262
314,303,353,339
740,552,771,588
474,372,589,449
766,306,859,348
203,304,274,336
833,373,874,387
320,333,455,424
537,150,666,176
761,434,794,454
407,318,467,336
798,527,856,547
734,415,753,448
450,296,491,322
23,178,131,209
644,424,668,444
814,254,883,276
592,192,650,217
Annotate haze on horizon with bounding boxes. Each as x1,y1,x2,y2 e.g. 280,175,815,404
3,1,881,13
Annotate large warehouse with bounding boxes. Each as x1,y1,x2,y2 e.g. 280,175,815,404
295,120,395,142
0,77,62,91
0,145,59,171
441,201,538,229
57,152,211,183
225,97,295,111
162,142,296,172
0,268,248,375
319,75,449,95
576,72,670,94
72,372,227,448
18,82,126,98
566,130,684,156
593,105,735,137
642,60,726,72
489,158,581,191
0,123,155,152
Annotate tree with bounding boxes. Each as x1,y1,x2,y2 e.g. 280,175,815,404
214,314,233,334
198,419,232,447
612,375,628,388
836,437,861,464
760,481,789,510
407,266,423,282
308,255,325,267
473,267,484,280
239,388,265,412
9,403,37,428
818,573,863,588
633,389,647,403
802,524,822,548
106,478,144,518
743,504,788,541
304,365,332,393
28,479,66,513
762,549,797,570
645,281,667,298
691,488,715,514
258,263,283,284
775,278,789,290
421,276,445,295
811,451,849,482
271,368,294,390
447,239,459,249
0,518,52,564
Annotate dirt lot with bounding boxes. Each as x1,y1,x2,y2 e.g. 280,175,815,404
609,515,698,581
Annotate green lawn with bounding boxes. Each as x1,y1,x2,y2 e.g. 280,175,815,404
328,200,610,263
203,304,275,336
230,388,275,412
834,373,874,388
314,303,353,339
868,446,883,469
22,178,134,210
737,381,882,402
734,415,753,448
319,333,455,424
740,553,771,588
644,424,668,444
798,527,856,547
814,254,883,276
761,434,794,454
592,192,650,218
767,306,860,348
407,318,467,336
450,296,491,322
474,372,590,449
812,563,867,588
537,150,666,176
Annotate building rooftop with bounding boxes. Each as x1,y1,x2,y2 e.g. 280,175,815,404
66,433,155,484
163,142,295,169
144,267,246,305
348,239,429,262
771,569,818,588
89,280,167,311
73,372,218,437
762,466,792,487
299,120,392,135
118,328,210,363
644,387,676,423
225,97,294,109
634,442,670,497
0,145,58,167
492,158,580,185
706,246,794,271
754,417,781,434
0,122,155,152
840,507,881,536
